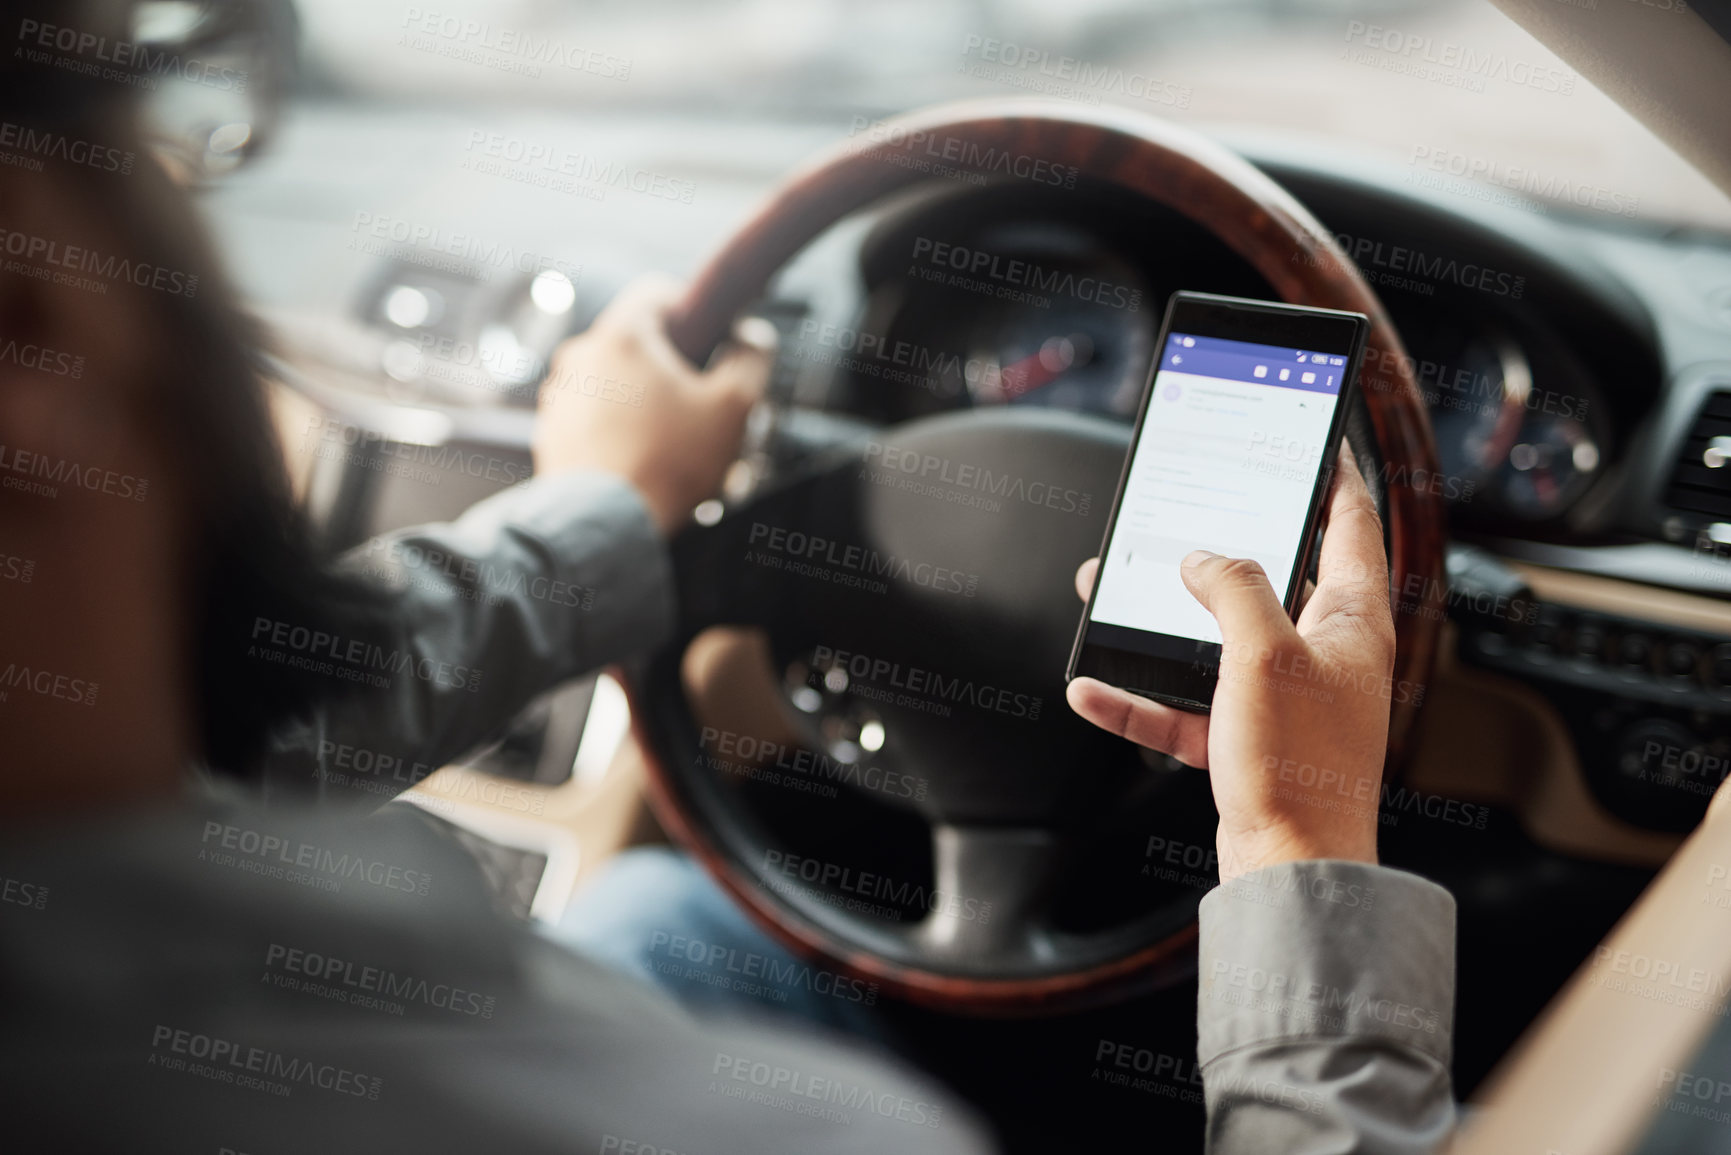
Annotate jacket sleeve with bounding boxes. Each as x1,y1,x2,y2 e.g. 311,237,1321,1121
1197,860,1459,1155
257,469,675,809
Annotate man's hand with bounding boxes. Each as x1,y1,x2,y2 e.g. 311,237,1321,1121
1067,443,1397,881
533,275,776,534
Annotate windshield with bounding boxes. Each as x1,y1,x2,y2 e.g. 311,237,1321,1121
289,0,1731,231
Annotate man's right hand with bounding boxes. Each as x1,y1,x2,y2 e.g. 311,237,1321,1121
1066,443,1400,881
532,275,776,534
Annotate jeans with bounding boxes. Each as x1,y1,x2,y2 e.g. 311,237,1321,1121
545,846,889,1042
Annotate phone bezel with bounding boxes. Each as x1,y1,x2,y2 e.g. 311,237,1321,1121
1065,291,1372,713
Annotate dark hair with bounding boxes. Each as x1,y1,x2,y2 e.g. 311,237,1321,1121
3,0,395,777
140,167,396,776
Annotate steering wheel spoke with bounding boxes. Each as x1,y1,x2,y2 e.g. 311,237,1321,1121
909,824,1063,967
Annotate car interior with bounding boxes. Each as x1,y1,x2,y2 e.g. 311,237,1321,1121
134,0,1731,1148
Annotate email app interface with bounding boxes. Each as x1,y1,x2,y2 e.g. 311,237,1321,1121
1090,332,1347,647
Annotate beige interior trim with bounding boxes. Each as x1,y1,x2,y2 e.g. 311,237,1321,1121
1513,562,1731,638
1404,626,1685,869
405,710,657,893
1450,790,1731,1154
267,379,324,504
1490,0,1731,199
1404,561,1731,869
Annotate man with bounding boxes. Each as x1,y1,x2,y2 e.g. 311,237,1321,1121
0,4,1455,1151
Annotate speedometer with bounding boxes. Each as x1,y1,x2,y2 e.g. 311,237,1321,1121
1498,410,1602,518
1422,329,1605,520
945,286,1154,419
871,222,1157,423
1427,335,1524,488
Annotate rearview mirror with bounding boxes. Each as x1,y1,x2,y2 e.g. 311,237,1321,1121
131,0,299,182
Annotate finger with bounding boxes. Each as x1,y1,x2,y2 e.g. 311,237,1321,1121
702,323,775,411
598,273,684,325
1313,440,1389,604
628,286,731,385
539,327,617,410
1074,557,1099,603
1065,677,1210,768
591,275,686,350
539,333,585,397
1299,442,1395,646
731,316,779,357
1179,551,1294,647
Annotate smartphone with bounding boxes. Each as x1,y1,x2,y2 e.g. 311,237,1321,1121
1066,291,1371,712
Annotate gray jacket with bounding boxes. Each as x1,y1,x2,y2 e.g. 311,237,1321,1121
0,471,1458,1154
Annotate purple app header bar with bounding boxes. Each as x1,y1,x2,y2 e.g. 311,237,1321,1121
1159,332,1347,395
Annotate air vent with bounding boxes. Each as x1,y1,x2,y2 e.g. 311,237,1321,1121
1666,391,1731,523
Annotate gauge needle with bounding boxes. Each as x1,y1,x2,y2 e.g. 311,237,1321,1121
1480,395,1526,470
1000,335,1088,400
999,354,1058,400
1481,345,1533,469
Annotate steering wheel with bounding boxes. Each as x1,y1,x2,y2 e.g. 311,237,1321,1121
620,100,1444,1013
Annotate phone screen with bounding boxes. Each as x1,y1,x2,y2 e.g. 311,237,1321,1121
1088,332,1349,647
1070,293,1368,708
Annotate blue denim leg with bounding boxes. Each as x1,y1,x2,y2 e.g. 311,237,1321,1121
544,846,888,1042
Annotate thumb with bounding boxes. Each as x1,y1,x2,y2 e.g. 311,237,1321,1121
1074,557,1099,603
1179,550,1297,650
701,317,776,412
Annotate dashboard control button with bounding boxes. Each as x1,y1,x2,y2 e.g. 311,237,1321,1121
1619,632,1653,667
1664,641,1702,679
1530,606,1565,651
1609,719,1725,831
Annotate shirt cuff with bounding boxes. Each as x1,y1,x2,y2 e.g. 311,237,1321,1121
1197,860,1457,1069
